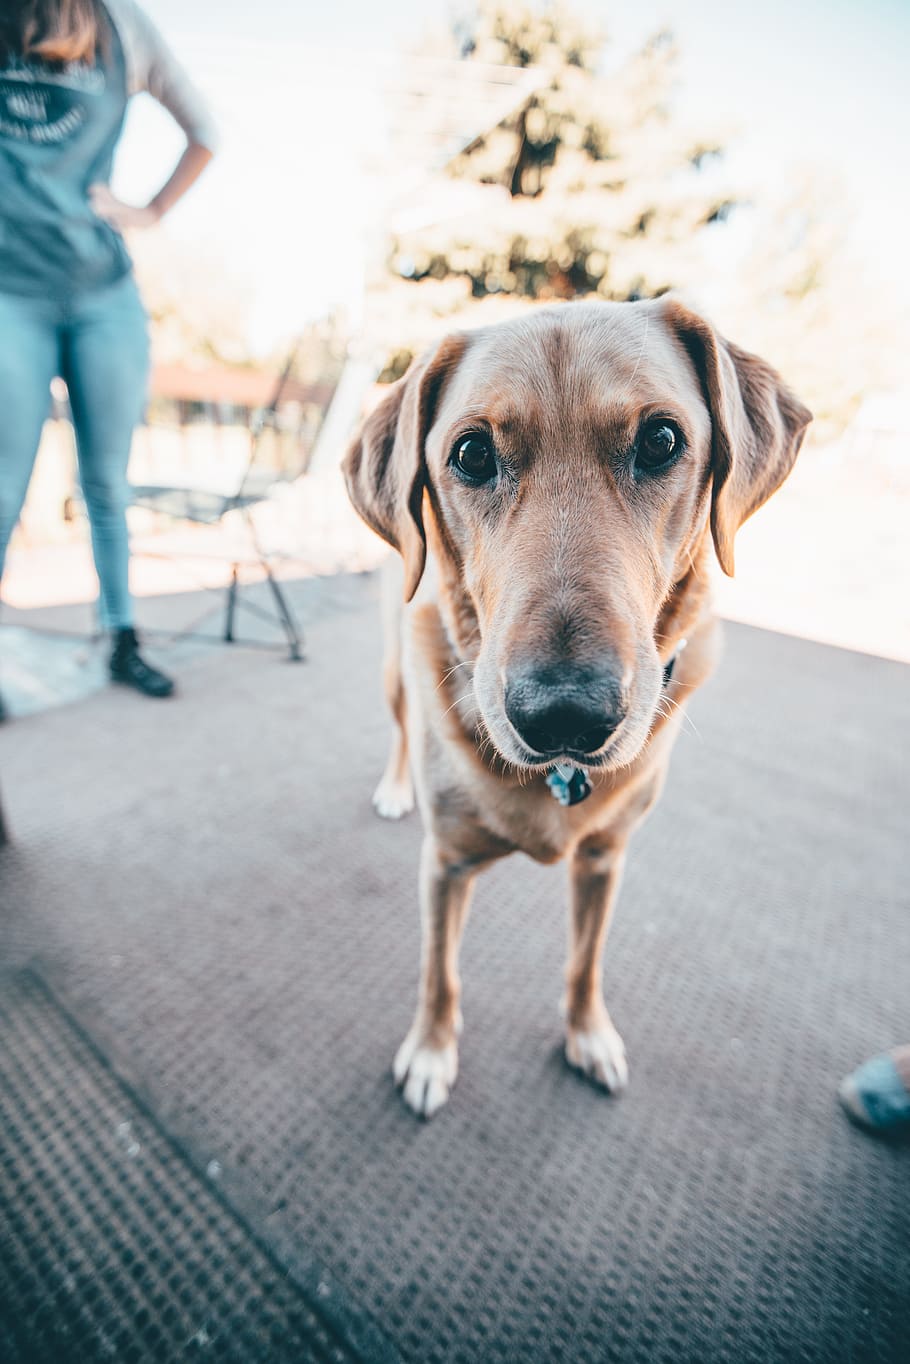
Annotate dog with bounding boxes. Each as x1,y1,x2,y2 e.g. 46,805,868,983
343,296,811,1117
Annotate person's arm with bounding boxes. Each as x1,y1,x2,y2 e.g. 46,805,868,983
91,0,218,231
90,141,213,230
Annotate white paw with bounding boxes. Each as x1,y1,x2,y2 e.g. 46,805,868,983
372,776,414,820
393,1030,458,1118
566,1021,629,1093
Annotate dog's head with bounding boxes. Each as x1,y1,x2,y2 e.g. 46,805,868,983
344,298,811,772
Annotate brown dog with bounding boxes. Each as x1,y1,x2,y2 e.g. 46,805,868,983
344,297,811,1117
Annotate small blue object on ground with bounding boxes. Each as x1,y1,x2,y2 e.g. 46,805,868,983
839,1049,910,1134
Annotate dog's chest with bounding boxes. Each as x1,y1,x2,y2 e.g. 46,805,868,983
485,781,575,864
429,738,649,866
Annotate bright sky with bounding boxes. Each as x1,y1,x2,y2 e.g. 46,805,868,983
121,0,910,350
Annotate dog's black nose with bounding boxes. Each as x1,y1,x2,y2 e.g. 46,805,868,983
504,665,626,757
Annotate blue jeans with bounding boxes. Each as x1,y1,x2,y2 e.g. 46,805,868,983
0,273,149,629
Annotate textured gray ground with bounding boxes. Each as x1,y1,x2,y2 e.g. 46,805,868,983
0,969,384,1364
1,572,909,1362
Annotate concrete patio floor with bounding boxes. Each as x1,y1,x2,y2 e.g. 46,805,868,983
1,571,909,1362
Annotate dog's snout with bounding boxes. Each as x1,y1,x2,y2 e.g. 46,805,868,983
504,664,626,758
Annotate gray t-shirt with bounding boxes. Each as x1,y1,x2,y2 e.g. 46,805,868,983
0,18,132,297
0,0,217,299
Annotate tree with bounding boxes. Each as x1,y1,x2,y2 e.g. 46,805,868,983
379,0,738,351
693,167,910,433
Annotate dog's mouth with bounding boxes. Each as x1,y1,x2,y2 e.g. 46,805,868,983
504,736,624,772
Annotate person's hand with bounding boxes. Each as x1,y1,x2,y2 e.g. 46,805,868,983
89,183,161,231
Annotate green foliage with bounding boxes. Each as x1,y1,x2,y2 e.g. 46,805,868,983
375,1,903,429
388,2,732,307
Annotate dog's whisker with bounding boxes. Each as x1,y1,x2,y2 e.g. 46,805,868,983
440,688,477,723
658,691,702,741
436,659,474,692
665,693,699,737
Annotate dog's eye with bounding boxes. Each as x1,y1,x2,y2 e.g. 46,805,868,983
452,434,497,485
635,419,682,473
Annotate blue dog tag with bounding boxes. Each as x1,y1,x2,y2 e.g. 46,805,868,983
546,764,592,806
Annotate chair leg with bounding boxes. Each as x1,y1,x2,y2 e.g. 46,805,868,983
262,561,303,661
225,564,239,643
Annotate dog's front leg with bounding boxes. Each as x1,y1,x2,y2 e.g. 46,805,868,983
564,836,630,1093
394,837,476,1118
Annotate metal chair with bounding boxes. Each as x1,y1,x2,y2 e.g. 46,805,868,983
129,345,310,661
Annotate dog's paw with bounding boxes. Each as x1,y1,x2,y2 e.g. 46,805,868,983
372,776,415,820
393,1030,458,1118
565,1019,628,1093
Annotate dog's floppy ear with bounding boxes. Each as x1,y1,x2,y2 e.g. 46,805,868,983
661,298,812,576
343,335,465,601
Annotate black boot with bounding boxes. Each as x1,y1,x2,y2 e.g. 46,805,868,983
109,628,175,699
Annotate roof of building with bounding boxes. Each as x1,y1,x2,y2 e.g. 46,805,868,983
150,364,335,410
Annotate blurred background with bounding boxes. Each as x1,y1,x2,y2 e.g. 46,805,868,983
3,8,909,1360
3,0,909,703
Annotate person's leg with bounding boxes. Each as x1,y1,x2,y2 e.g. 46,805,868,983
63,274,173,697
0,292,60,584
63,273,149,630
0,292,60,721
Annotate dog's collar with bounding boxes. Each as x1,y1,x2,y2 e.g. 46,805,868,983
546,639,687,807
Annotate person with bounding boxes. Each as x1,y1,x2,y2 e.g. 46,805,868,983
0,0,218,716
839,1045,910,1135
